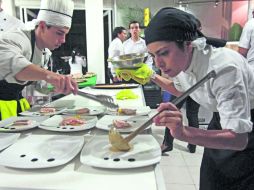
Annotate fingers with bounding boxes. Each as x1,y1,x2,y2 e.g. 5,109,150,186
47,73,78,95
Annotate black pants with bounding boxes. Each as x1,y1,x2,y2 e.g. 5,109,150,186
200,110,254,190
163,96,200,148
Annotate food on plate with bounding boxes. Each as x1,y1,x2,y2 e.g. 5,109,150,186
13,119,33,126
60,117,86,126
113,119,132,129
117,108,136,115
75,108,90,114
71,73,87,83
40,107,56,113
108,127,131,152
84,72,96,78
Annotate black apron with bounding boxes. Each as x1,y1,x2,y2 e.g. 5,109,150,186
200,110,254,190
0,30,36,119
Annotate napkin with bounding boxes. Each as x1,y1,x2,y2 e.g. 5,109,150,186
115,64,153,85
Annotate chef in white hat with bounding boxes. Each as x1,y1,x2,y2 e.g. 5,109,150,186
0,0,77,120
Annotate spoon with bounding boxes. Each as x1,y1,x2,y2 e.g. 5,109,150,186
108,70,216,151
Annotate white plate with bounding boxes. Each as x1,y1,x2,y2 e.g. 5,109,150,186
96,115,151,133
0,135,84,169
80,135,161,169
63,106,105,116
39,115,97,132
0,133,20,151
48,100,75,109
19,106,67,117
0,116,49,132
106,106,151,116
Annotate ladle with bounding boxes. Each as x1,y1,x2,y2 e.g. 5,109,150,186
108,70,216,151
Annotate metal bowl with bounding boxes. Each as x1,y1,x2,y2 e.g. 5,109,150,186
108,53,147,69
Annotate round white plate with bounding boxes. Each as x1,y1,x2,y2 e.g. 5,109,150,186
0,133,20,151
19,106,67,117
106,106,151,116
63,106,105,116
0,135,84,169
0,116,49,132
96,115,151,133
80,135,161,169
39,115,97,132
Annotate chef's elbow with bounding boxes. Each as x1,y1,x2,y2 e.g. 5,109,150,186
234,133,248,151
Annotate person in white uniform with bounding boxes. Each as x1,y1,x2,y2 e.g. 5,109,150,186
145,7,254,190
69,46,87,75
238,10,254,65
0,0,78,120
108,26,127,82
0,0,25,32
123,21,153,69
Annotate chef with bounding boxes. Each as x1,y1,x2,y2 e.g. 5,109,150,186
0,0,25,32
0,0,78,120
145,7,254,190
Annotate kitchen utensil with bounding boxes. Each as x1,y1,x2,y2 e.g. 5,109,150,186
107,53,147,69
109,70,216,151
77,90,119,109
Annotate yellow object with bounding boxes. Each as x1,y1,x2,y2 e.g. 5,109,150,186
144,8,150,27
116,64,153,85
0,98,30,120
116,89,139,100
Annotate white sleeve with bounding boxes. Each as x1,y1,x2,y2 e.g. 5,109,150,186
0,32,32,84
239,20,253,49
211,65,252,133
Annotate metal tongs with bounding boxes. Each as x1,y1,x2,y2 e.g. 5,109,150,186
109,70,217,151
77,90,118,109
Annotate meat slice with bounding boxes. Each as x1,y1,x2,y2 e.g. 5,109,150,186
113,120,132,128
60,117,86,126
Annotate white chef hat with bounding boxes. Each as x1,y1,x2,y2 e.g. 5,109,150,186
35,0,74,28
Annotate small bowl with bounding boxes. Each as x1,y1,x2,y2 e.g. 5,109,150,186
108,53,147,69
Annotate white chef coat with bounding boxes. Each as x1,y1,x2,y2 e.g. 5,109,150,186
69,56,86,75
0,29,48,84
123,37,153,69
108,37,124,75
173,38,254,134
0,10,25,32
239,18,254,65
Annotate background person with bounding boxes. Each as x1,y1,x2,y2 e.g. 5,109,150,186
69,46,87,75
0,0,25,32
145,7,254,190
0,0,78,120
123,20,153,69
238,9,254,65
107,26,127,82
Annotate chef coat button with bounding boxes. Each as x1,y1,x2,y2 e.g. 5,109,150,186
3,18,6,21
0,29,3,31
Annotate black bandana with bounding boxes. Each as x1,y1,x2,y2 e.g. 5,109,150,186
145,7,200,45
145,7,226,48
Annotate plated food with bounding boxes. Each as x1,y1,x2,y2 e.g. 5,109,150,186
60,117,86,126
40,107,56,114
112,120,132,129
12,119,33,126
117,108,136,115
39,115,97,132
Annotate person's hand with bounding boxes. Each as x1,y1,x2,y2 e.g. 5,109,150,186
45,72,78,95
153,102,184,139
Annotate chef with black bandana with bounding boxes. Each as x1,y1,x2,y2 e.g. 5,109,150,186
0,0,78,120
145,7,254,190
